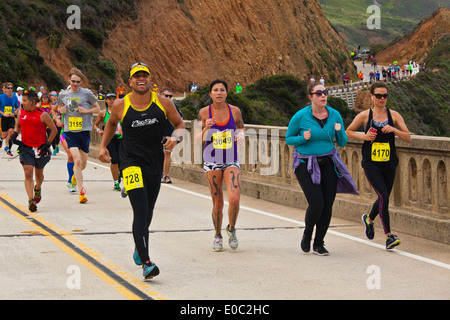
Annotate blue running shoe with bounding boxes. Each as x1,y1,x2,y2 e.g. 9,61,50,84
133,248,142,266
142,261,159,280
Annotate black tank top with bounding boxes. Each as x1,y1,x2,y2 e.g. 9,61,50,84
361,108,398,171
119,92,166,175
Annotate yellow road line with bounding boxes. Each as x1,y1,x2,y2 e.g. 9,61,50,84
0,191,164,300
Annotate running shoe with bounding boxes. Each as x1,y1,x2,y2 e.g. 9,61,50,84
67,183,77,193
33,186,41,204
226,224,238,250
71,175,77,186
55,146,59,154
28,199,37,212
313,242,329,256
386,234,401,250
79,187,87,203
4,146,8,152
161,174,172,184
6,150,13,156
113,182,121,191
142,261,160,280
212,235,223,252
300,234,311,253
362,214,375,240
133,248,142,266
121,187,128,198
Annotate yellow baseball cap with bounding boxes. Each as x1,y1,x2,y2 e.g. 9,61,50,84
129,62,151,78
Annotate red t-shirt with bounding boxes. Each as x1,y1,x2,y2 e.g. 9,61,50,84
20,108,47,147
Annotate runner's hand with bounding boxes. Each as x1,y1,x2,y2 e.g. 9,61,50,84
10,132,23,146
205,118,214,130
235,131,245,146
37,141,51,157
304,129,311,140
99,147,111,163
162,136,178,151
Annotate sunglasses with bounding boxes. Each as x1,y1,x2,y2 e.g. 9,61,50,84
373,93,389,99
312,89,328,96
6,87,13,90
164,94,173,98
71,79,81,84
130,62,149,69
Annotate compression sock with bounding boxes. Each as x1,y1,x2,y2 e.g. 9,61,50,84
67,161,74,183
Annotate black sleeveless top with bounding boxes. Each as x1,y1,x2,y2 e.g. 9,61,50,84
119,92,166,175
361,108,398,171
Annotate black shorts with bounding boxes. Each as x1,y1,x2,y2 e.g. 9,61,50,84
19,145,51,169
107,135,121,165
1,117,15,132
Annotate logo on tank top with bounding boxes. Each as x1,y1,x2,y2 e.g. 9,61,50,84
131,118,159,128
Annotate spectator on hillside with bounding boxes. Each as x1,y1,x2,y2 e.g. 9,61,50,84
235,83,243,94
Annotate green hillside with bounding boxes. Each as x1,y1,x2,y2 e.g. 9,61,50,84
179,33,449,137
385,34,449,136
0,0,136,91
319,0,450,48
177,74,356,127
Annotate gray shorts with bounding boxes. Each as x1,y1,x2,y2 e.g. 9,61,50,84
203,161,240,172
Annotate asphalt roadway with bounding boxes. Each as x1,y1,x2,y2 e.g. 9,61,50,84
0,148,449,302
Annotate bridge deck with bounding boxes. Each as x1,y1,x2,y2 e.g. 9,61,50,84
0,149,449,300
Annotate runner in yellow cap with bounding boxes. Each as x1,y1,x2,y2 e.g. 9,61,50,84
99,62,185,280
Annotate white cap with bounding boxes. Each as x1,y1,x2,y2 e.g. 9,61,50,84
17,87,24,91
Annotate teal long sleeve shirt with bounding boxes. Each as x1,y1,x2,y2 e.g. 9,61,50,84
285,105,348,155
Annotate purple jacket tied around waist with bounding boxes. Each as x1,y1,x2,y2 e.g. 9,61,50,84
292,147,358,195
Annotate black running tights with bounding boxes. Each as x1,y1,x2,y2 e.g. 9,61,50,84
295,162,338,246
364,167,396,235
127,173,161,263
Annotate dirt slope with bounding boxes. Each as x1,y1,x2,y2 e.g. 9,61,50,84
375,8,450,65
38,0,356,93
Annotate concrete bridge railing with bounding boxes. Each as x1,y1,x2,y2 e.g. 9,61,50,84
89,120,450,244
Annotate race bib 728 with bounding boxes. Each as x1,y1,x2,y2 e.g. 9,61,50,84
123,166,143,191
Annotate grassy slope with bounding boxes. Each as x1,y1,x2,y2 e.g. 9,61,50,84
386,35,449,136
0,0,136,91
319,0,450,48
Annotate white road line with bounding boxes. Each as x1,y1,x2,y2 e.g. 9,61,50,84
162,185,450,270
87,155,450,270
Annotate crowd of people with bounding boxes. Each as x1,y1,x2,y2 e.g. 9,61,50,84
1,61,412,280
352,55,425,85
